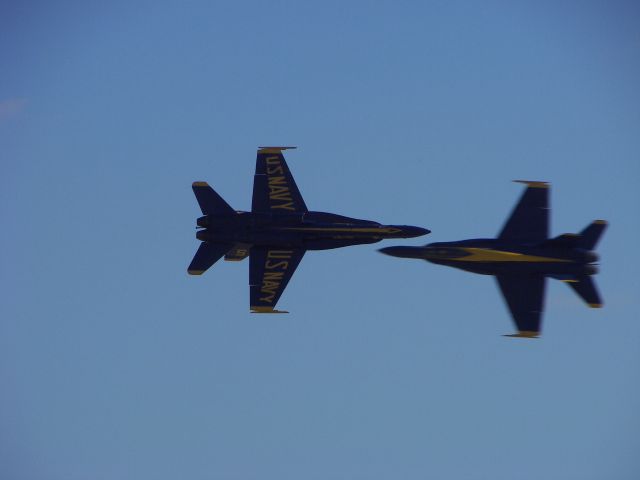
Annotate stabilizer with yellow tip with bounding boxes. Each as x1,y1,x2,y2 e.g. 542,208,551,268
192,181,235,215
567,276,603,309
579,220,608,250
187,242,231,276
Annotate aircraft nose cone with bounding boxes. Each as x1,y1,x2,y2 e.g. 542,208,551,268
379,246,421,258
399,226,431,238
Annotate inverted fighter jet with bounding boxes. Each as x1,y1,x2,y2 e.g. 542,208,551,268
380,181,607,337
188,147,430,313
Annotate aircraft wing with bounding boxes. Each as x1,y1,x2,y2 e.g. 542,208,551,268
498,181,549,242
249,247,306,313
252,147,308,213
495,274,546,337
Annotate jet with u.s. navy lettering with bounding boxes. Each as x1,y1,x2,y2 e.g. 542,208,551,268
188,147,430,313
380,181,607,338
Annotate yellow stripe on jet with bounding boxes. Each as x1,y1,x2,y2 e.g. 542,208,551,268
449,248,571,263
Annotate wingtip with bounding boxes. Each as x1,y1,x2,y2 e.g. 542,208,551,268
192,181,209,187
588,303,603,308
513,180,549,189
503,331,540,339
250,306,290,314
258,146,297,154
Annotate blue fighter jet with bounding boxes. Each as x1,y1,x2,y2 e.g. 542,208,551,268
380,181,607,337
188,147,430,313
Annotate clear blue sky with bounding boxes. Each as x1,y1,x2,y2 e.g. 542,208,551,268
2,1,639,479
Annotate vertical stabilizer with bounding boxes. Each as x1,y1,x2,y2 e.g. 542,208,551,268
578,220,608,250
192,182,235,215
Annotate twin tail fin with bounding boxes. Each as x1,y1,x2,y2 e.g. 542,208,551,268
543,220,608,250
192,182,235,215
578,220,607,250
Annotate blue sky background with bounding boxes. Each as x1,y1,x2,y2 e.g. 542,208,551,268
1,1,639,479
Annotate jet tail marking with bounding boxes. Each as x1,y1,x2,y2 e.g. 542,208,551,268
224,243,251,262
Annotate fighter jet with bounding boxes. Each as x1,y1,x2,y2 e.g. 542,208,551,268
188,147,430,313
380,181,607,337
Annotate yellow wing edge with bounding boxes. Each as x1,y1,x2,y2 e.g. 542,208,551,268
258,146,297,154
251,306,290,314
503,330,540,339
513,180,549,189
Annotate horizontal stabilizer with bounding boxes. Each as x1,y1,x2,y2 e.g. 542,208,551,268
192,182,235,215
567,276,603,308
578,220,608,250
187,242,230,275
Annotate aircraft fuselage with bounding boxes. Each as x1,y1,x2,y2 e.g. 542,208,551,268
380,239,599,277
196,211,428,250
